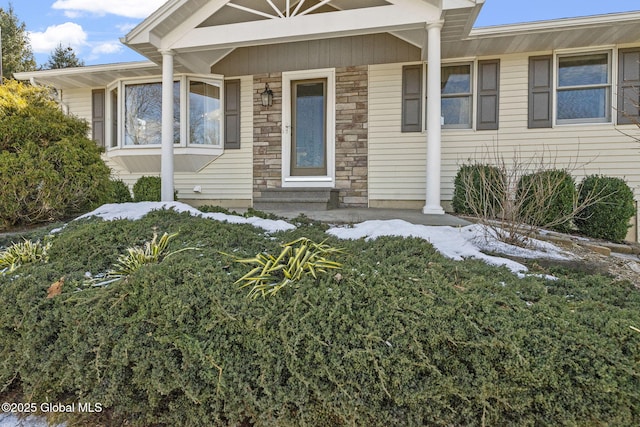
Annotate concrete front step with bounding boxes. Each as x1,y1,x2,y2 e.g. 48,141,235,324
254,188,339,211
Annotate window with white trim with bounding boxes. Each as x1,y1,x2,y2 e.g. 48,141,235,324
440,64,473,128
556,52,611,124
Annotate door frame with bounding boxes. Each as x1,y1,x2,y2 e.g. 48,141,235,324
282,68,335,187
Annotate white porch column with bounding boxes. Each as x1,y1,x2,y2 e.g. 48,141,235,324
160,49,175,202
423,21,445,215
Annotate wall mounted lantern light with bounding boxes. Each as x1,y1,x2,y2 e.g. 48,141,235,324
261,83,274,107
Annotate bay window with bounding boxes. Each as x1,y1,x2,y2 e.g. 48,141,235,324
108,74,223,149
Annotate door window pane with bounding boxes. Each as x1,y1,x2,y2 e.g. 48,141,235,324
294,82,325,170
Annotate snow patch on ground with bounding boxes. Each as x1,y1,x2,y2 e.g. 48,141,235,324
75,202,295,233
327,220,572,277
73,204,571,278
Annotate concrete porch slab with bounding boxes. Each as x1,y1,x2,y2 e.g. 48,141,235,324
263,208,471,227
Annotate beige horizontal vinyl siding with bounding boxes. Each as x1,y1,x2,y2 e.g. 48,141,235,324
61,88,93,124
175,75,254,204
369,57,640,210
369,63,426,202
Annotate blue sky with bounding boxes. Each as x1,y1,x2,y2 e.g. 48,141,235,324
1,0,639,67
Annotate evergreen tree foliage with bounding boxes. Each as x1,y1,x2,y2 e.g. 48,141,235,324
44,44,85,70
0,3,36,79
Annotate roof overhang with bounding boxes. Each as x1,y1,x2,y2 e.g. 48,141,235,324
443,11,640,58
14,62,162,90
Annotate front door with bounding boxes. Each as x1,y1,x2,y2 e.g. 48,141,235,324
290,79,327,176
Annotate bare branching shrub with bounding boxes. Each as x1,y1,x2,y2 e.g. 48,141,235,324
455,148,605,246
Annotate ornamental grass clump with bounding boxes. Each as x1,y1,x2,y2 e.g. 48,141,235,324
96,231,194,283
0,239,51,273
231,237,343,298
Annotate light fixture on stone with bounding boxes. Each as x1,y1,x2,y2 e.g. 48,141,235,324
261,83,273,107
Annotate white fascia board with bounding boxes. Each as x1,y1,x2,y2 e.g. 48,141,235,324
170,3,441,51
160,0,232,49
14,61,157,81
443,0,483,10
470,10,640,38
124,0,187,44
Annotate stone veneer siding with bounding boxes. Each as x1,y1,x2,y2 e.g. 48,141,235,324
253,73,283,199
335,66,368,207
252,67,369,207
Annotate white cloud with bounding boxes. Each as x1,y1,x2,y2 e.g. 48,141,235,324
116,23,138,34
91,41,123,56
28,22,88,54
52,0,167,19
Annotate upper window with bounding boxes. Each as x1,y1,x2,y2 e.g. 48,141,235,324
556,52,611,124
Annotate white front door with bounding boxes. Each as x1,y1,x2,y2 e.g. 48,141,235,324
282,69,335,187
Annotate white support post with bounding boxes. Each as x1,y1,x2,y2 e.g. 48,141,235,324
423,21,445,215
160,49,175,202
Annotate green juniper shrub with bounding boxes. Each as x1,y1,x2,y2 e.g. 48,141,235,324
576,175,635,242
452,164,505,217
517,169,576,232
198,205,234,214
1,211,639,426
0,81,111,229
133,176,162,202
109,179,133,203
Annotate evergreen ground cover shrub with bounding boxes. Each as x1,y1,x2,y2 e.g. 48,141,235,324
576,175,636,242
0,210,639,426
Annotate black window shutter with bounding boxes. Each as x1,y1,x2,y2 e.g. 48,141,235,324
477,59,500,130
528,56,553,129
91,89,106,147
401,64,423,132
224,79,241,149
618,48,640,125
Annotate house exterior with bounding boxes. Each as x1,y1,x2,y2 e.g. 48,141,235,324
15,0,640,240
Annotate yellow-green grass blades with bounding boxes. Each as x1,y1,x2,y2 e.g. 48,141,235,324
0,239,51,273
232,237,343,299
90,232,196,284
